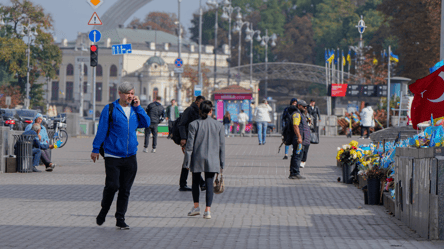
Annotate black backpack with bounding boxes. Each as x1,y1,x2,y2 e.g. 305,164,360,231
281,111,296,146
99,103,114,157
170,114,182,145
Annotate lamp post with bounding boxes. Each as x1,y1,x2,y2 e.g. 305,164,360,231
245,24,261,88
221,0,241,86
233,16,250,85
21,19,38,109
177,0,183,109
206,0,221,89
198,0,203,87
260,30,277,100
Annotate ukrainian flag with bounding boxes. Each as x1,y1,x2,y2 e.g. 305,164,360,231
373,57,378,65
327,49,334,64
342,51,346,66
390,52,399,63
347,50,351,65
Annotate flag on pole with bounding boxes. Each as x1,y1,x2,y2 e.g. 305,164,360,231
347,50,351,64
327,49,334,64
342,51,346,66
390,52,399,63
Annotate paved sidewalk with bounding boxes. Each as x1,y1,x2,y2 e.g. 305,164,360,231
0,136,443,249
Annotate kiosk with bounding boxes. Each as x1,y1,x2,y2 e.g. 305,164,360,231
213,85,253,123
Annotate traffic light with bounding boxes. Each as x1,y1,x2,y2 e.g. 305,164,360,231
90,45,98,67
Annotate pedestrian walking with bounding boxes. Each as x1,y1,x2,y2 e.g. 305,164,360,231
184,100,225,219
165,99,179,139
308,99,321,130
360,103,374,139
288,100,309,180
178,96,206,192
281,98,297,159
238,110,249,137
300,106,312,168
144,96,165,153
254,99,272,145
91,82,150,230
223,112,231,137
25,113,56,172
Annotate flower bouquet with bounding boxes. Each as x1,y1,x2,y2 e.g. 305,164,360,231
337,141,363,183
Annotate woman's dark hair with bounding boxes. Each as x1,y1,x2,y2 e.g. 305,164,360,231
224,111,231,120
199,100,213,119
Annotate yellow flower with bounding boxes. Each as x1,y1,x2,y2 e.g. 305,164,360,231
415,140,420,148
349,140,358,148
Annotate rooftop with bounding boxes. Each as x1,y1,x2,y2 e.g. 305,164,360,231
213,85,253,94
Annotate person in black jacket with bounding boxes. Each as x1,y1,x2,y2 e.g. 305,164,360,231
144,96,165,153
307,99,321,130
178,96,206,191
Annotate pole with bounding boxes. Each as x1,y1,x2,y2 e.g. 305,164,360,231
198,0,202,87
26,33,31,109
325,48,329,115
93,66,96,124
46,77,50,113
79,62,84,117
214,5,218,89
227,12,232,85
177,0,183,109
250,24,253,87
387,45,391,128
237,24,242,85
265,30,268,100
441,0,444,61
342,49,344,84
337,48,340,83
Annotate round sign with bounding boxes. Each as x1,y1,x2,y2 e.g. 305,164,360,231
89,29,102,43
174,58,183,68
357,20,365,34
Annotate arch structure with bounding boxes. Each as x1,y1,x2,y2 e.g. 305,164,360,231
217,62,360,84
98,0,155,32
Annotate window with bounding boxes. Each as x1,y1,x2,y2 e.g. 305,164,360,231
83,82,88,93
96,82,102,102
153,87,158,101
56,69,59,75
84,64,88,76
143,87,146,95
66,82,73,100
51,81,59,100
66,64,73,76
97,65,103,76
109,84,117,102
110,65,117,77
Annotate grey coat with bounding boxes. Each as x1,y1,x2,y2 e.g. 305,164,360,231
183,117,225,173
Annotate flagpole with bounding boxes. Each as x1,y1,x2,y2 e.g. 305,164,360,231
348,49,351,80
342,50,344,84
337,48,340,84
325,48,329,116
387,46,391,128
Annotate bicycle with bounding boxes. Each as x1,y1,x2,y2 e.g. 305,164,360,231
52,119,68,148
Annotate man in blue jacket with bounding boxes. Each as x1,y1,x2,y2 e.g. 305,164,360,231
91,82,150,230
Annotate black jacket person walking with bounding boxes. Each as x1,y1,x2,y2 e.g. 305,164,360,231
178,96,206,191
144,96,165,153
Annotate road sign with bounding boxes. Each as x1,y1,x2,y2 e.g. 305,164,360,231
5,96,11,106
174,58,183,68
89,29,101,43
194,85,202,97
87,0,104,9
89,109,93,115
76,56,89,63
174,68,184,74
88,12,102,25
112,44,132,55
24,99,30,108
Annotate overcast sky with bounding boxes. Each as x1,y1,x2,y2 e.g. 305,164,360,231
0,0,200,41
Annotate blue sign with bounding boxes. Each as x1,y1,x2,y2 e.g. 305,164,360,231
112,44,132,55
430,60,444,73
89,109,93,115
194,89,202,97
174,58,183,68
88,29,102,43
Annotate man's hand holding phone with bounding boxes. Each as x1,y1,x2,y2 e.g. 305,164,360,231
132,96,140,107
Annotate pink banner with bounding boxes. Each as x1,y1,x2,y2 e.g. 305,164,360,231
214,94,252,100
217,100,224,121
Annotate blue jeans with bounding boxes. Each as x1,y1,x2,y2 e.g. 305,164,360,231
224,124,230,136
257,122,268,144
32,148,41,167
285,145,293,155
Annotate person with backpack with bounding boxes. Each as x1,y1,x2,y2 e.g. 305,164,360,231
165,99,179,139
281,98,297,159
287,100,309,180
144,96,165,153
184,100,225,219
178,96,206,192
90,82,150,230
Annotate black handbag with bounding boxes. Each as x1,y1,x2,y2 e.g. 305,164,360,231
310,132,319,144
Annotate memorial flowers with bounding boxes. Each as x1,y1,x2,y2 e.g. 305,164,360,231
336,140,363,165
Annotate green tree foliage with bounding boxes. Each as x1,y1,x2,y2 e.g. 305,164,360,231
0,0,61,109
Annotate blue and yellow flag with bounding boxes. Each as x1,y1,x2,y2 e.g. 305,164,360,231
327,49,334,64
373,57,378,65
347,50,351,65
390,52,399,63
342,51,346,66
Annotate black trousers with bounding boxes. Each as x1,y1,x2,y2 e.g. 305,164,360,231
168,120,174,138
301,144,310,162
290,138,304,176
40,149,51,167
361,126,370,138
180,167,205,188
192,172,215,207
144,123,158,149
101,155,137,220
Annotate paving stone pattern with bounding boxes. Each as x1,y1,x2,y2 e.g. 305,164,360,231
0,136,443,249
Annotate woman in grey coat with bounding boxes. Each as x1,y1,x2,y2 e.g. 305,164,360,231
183,100,225,219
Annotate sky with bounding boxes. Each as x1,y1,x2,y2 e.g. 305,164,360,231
0,0,202,41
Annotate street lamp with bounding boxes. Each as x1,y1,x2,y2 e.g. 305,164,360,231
260,30,277,100
233,15,249,86
221,0,241,86
177,0,183,109
206,0,222,89
245,23,261,89
21,19,39,109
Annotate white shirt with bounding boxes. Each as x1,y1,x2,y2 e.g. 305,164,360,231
105,105,132,158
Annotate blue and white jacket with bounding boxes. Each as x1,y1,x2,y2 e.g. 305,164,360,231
92,99,150,157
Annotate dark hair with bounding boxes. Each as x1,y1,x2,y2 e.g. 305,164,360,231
171,99,176,103
195,96,206,102
365,103,370,107
241,110,244,113
224,111,231,120
156,96,162,101
199,100,213,119
290,98,297,105
310,99,315,102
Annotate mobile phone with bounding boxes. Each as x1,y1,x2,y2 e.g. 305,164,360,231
131,100,135,106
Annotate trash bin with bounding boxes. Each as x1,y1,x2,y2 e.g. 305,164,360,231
13,134,36,173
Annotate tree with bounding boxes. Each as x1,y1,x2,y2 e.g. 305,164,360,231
183,63,211,101
0,0,61,109
128,12,186,37
0,85,22,108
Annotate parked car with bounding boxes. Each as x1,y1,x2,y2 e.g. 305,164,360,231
0,109,18,129
16,109,38,129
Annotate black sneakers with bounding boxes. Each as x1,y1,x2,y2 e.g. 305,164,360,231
96,215,105,226
283,155,288,160
116,219,130,230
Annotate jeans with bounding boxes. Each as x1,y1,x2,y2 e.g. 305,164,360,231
180,167,205,188
284,145,293,155
361,126,370,138
101,155,137,220
301,144,310,162
144,123,158,149
290,138,304,176
224,124,230,136
192,172,216,207
32,148,41,167
239,123,246,136
257,122,268,144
